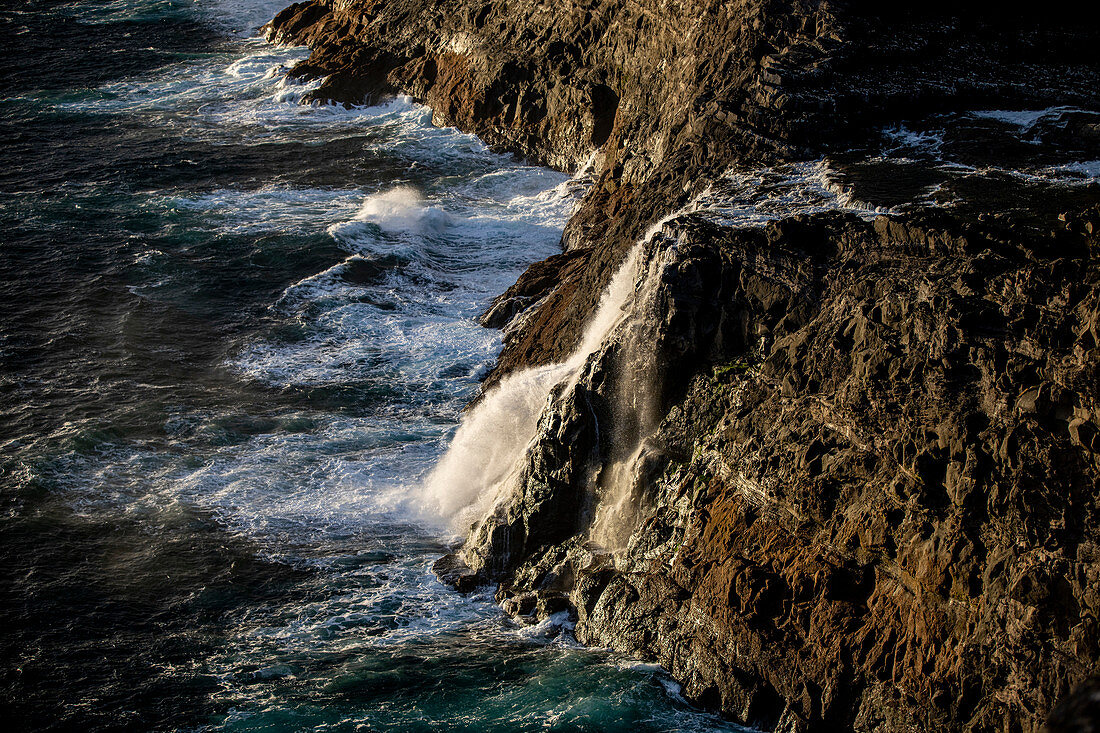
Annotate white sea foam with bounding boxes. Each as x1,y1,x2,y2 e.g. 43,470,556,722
223,143,585,395
513,610,577,639
201,0,299,36
970,107,1074,130
876,109,1100,198
1046,160,1100,182
229,184,574,394
47,427,501,674
168,186,365,234
327,186,454,240
939,161,1100,188
882,125,947,157
175,422,455,542
55,415,451,569
54,42,494,160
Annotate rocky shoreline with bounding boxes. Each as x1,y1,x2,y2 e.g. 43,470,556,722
267,2,1100,730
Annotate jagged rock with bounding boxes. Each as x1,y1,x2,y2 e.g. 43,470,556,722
267,1,1100,730
268,0,1100,391
431,553,481,593
478,247,590,330
466,211,1100,733
461,370,605,578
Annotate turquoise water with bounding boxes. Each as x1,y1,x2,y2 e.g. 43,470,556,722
0,1,749,731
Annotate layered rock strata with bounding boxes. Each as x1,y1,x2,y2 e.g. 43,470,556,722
267,2,1100,731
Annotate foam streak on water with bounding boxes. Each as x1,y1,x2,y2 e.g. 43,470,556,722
691,160,891,226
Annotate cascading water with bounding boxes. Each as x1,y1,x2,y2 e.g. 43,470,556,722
427,178,883,556
422,244,644,531
587,243,681,550
425,214,691,559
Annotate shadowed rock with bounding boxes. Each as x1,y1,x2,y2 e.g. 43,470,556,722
267,1,1100,730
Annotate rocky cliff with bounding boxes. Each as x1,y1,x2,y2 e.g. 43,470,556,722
485,210,1100,732
267,1,1100,730
269,0,1100,381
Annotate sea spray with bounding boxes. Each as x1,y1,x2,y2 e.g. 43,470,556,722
421,360,573,524
422,244,644,530
328,186,453,240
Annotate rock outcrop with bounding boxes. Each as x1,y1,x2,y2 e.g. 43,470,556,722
487,210,1100,732
268,0,1100,386
267,1,1100,730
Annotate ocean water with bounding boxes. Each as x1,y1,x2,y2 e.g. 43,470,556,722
0,2,747,731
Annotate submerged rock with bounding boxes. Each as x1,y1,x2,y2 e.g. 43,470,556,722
431,553,480,593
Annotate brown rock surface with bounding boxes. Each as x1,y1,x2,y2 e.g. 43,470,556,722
493,212,1100,731
265,1,1100,730
267,1,1100,389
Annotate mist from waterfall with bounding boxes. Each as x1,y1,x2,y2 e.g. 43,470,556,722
420,244,644,531
587,244,678,550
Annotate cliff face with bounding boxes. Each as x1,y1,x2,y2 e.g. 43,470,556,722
268,0,1100,387
486,211,1100,732
268,1,1100,731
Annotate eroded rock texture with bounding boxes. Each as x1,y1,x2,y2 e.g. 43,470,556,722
444,209,1100,733
268,1,1100,731
490,212,1100,732
268,0,1100,385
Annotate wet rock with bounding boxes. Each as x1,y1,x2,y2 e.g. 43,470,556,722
268,2,1100,389
478,247,590,330
432,553,481,593
265,1,1100,731
459,210,1100,733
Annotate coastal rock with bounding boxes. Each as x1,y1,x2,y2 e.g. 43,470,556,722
478,247,590,330
431,553,481,593
266,1,1100,730
267,1,1100,389
490,212,1100,732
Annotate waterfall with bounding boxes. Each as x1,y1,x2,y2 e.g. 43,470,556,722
421,244,644,531
422,211,689,552
587,245,678,549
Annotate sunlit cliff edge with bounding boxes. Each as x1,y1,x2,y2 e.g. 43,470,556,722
266,2,1100,730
